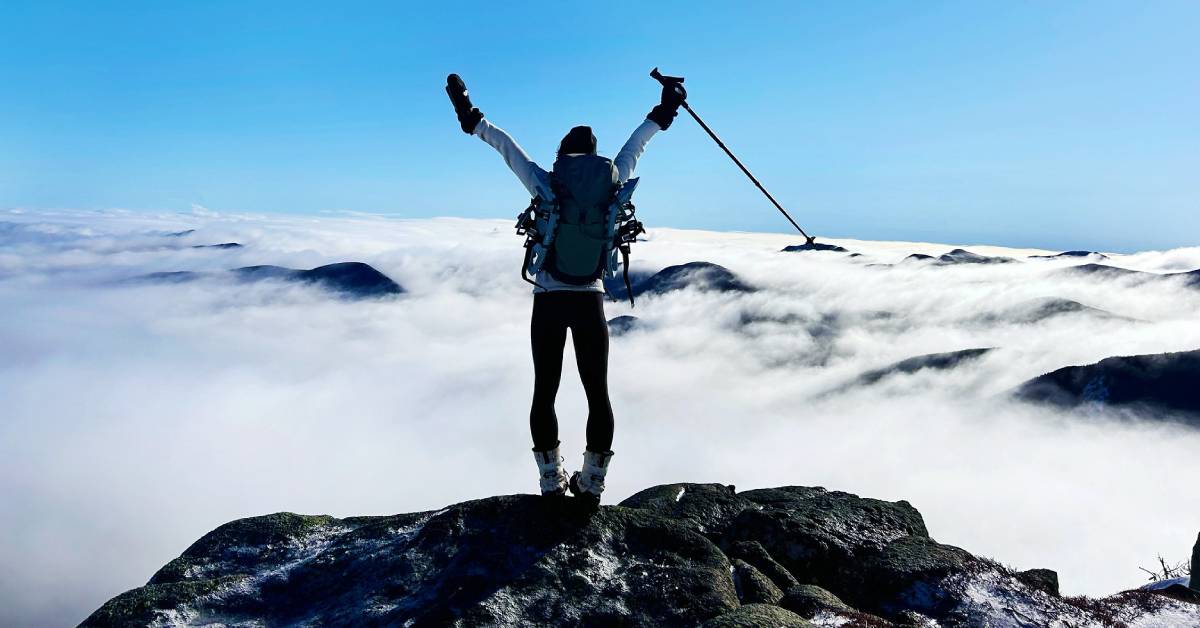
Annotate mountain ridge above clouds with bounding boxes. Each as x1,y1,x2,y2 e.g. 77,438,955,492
1057,263,1200,288
849,347,995,388
1029,250,1109,260
133,262,404,299
902,248,1018,265
1014,348,1200,424
81,483,1200,627
604,261,755,301
972,297,1135,325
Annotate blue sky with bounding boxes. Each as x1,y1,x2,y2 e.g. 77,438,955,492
2,1,1197,251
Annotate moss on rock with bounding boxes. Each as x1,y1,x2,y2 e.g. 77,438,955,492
780,584,853,618
151,512,339,584
620,483,754,539
701,603,811,627
732,559,784,605
725,540,800,591
82,576,243,628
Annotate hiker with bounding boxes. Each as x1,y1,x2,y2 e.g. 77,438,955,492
445,73,684,505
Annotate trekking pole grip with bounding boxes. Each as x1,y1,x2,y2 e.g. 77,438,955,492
649,67,686,99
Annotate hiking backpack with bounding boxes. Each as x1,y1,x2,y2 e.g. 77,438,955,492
515,154,645,305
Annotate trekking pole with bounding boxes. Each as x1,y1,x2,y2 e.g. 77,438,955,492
650,68,816,245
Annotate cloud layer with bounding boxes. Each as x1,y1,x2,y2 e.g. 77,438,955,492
2,208,1199,626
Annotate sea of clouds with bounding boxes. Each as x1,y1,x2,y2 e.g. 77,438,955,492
2,207,1199,625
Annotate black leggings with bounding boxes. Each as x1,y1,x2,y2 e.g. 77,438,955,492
530,291,613,454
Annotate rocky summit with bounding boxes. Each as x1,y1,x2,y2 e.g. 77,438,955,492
83,484,1199,627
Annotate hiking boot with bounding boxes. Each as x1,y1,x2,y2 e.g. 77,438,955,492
568,449,613,508
533,444,569,497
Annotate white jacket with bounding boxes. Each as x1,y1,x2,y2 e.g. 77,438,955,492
474,118,660,293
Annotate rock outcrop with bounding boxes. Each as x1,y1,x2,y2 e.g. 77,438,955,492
1014,349,1200,423
83,483,1199,627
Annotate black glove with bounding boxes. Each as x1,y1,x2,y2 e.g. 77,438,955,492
446,73,484,134
647,73,686,130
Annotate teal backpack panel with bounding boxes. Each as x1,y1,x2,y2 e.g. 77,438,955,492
545,155,619,284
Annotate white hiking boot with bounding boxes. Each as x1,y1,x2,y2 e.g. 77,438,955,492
569,450,614,507
533,445,570,497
